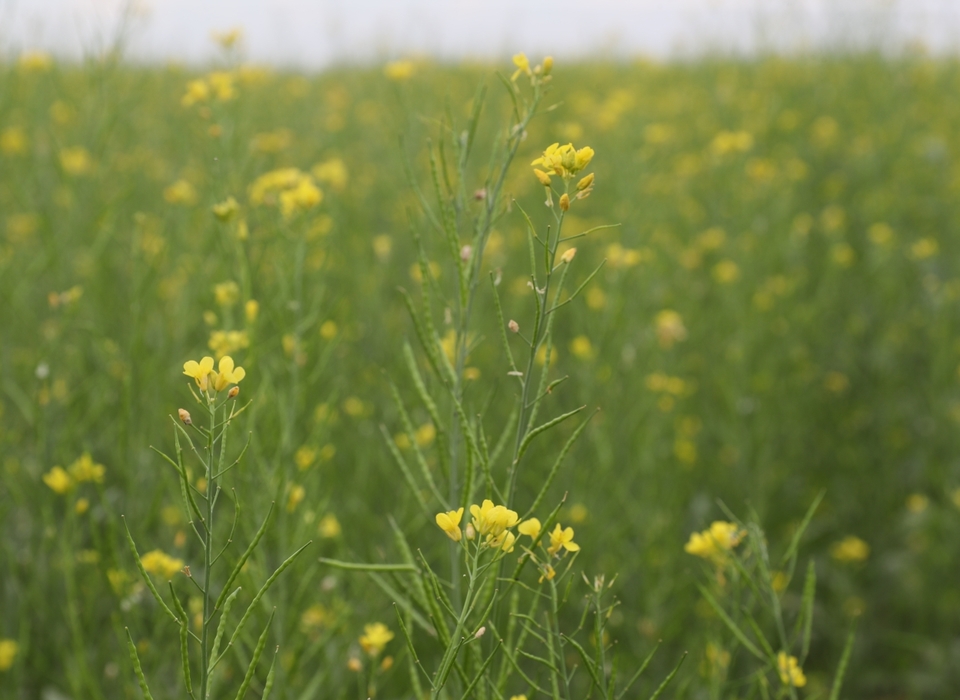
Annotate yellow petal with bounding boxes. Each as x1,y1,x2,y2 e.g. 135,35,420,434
219,356,235,376
232,366,246,383
199,356,214,373
183,360,200,377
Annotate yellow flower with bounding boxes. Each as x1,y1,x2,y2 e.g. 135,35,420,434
531,143,595,179
570,335,594,361
312,158,349,191
435,507,464,542
684,521,745,561
59,147,92,175
518,518,541,540
19,51,52,71
43,466,73,494
511,53,531,81
384,60,415,81
208,330,249,359
777,652,807,688
140,549,185,579
183,356,215,391
499,531,517,553
211,356,246,392
359,622,394,656
181,79,210,107
655,310,688,348
469,499,519,538
318,514,341,538
213,281,240,307
547,523,580,556
0,639,18,671
830,535,869,563
533,169,552,186
0,126,28,156
286,484,305,512
164,179,198,206
207,71,237,101
211,27,244,49
212,196,239,222
68,453,105,483
539,563,556,583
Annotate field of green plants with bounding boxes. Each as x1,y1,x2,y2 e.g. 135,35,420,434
3,45,960,699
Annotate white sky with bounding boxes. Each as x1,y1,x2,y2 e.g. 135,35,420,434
2,0,959,66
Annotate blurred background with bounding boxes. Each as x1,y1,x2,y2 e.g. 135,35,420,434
4,0,960,65
5,1,960,699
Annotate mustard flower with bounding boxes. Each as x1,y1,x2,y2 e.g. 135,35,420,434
140,549,185,579
684,521,746,561
42,466,73,494
435,507,464,542
469,499,519,538
183,356,215,391
0,639,18,671
359,622,394,656
531,143,594,180
830,535,869,563
777,652,807,688
511,53,531,81
518,518,541,540
212,196,239,222
384,60,415,81
211,356,246,392
539,563,556,583
547,523,580,556
181,79,210,107
68,453,105,483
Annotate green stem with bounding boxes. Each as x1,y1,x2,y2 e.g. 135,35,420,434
200,398,216,699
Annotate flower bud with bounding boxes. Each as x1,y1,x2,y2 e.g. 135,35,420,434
559,193,570,211
178,408,192,425
228,386,240,399
475,626,486,639
561,247,577,263
576,173,594,191
508,319,519,333
533,169,552,186
542,56,554,75
473,188,487,200
460,245,473,262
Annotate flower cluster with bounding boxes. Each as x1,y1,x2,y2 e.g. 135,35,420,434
776,651,807,688
42,452,106,495
531,142,595,210
684,521,746,563
359,622,394,656
140,549,185,580
248,167,323,219
183,355,246,394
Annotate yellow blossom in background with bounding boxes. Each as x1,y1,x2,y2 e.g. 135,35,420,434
207,71,237,101
518,518,541,540
312,158,349,191
570,335,595,361
777,652,807,688
547,523,580,556
568,503,588,524
208,330,249,359
868,222,894,246
910,238,939,260
212,196,239,221
655,310,688,348
824,371,849,393
830,535,869,563
211,356,246,392
43,466,73,494
68,453,105,483
300,603,328,632
436,507,464,542
140,549,184,579
343,396,366,417
75,497,90,515
511,53,531,81
384,60,415,80
359,623,394,656
712,260,740,284
211,27,244,49
164,179,198,206
213,281,240,307
373,234,393,260
182,79,210,107
510,695,528,700
19,51,52,71
0,126,28,156
245,300,259,322
183,356,215,390
415,422,436,447
295,446,317,471
287,484,305,512
252,128,293,153
684,521,745,562
710,130,753,155
0,639,18,671
59,147,93,176
831,243,856,267
318,514,341,538
319,320,338,339
906,494,929,513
